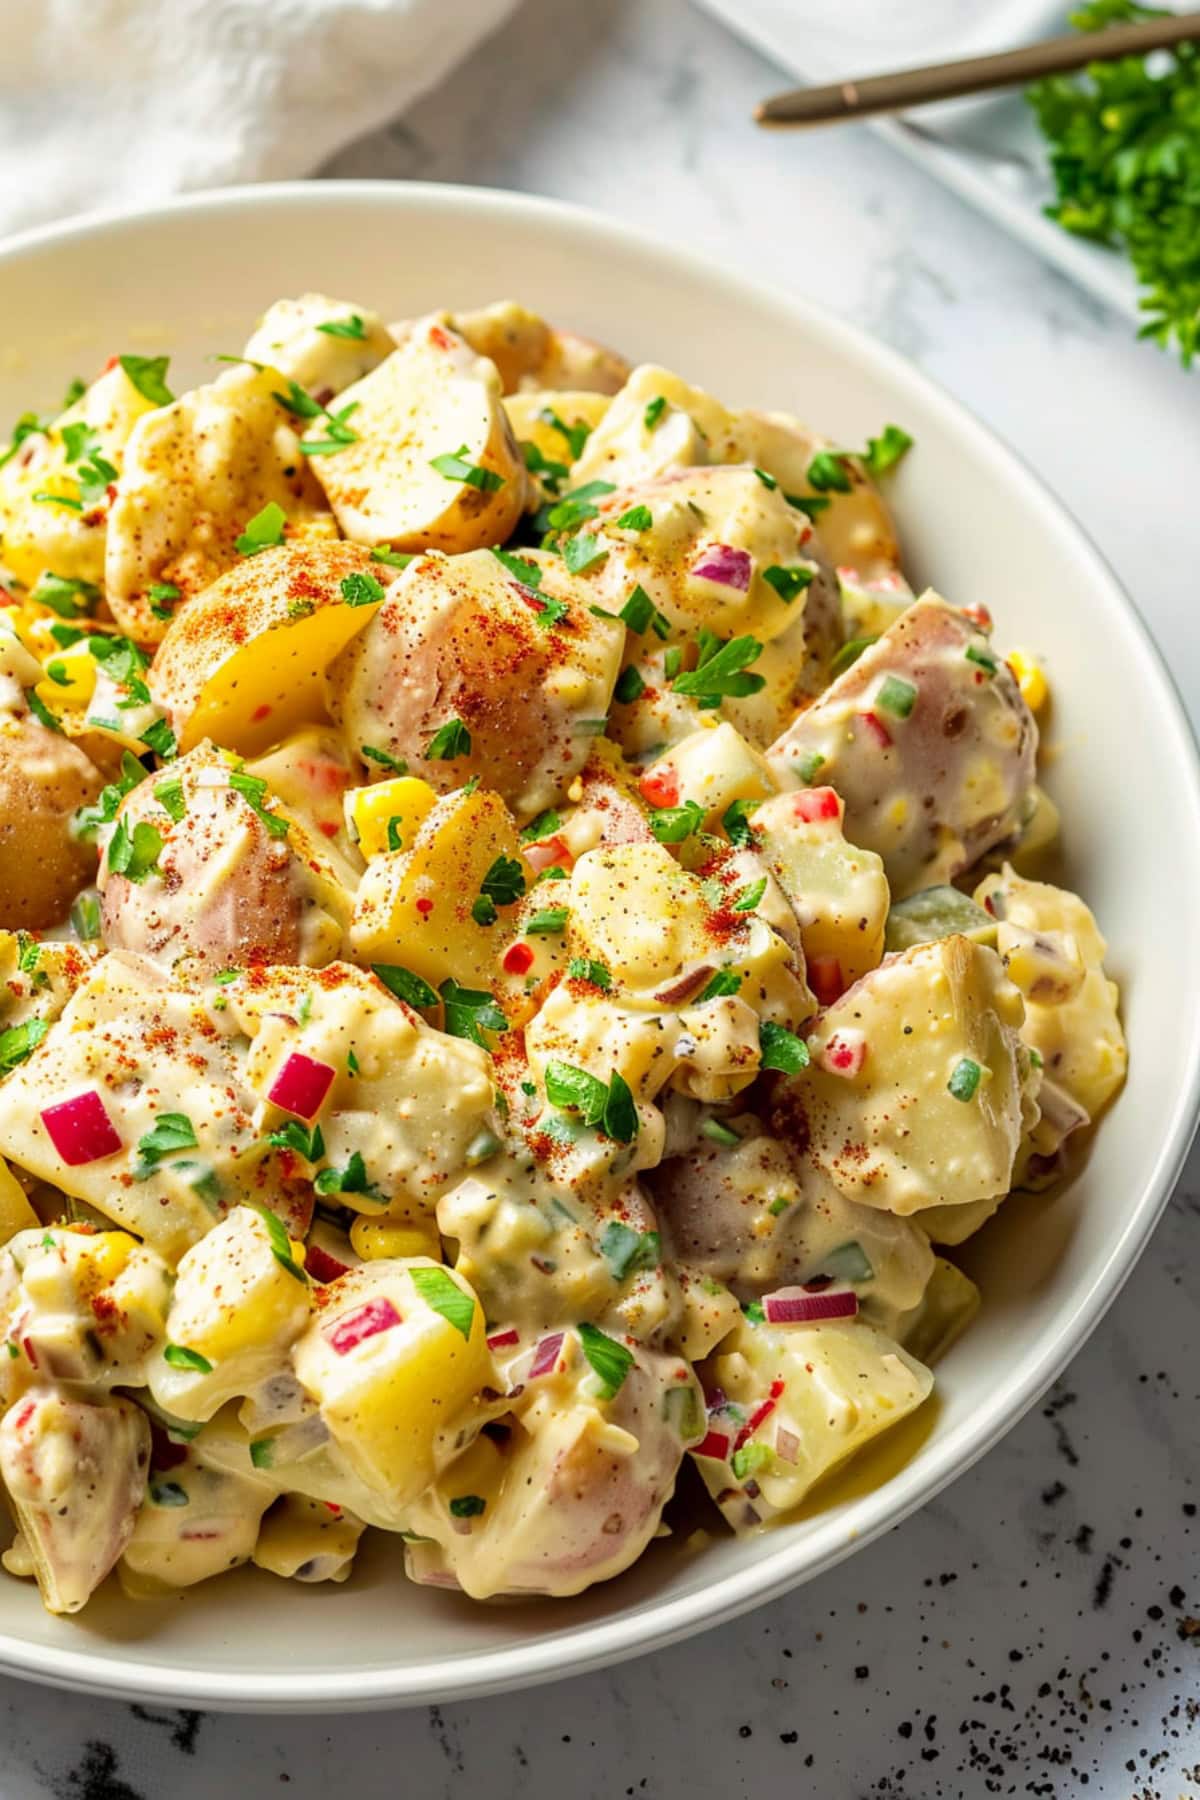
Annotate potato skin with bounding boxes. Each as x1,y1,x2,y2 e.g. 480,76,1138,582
0,718,101,926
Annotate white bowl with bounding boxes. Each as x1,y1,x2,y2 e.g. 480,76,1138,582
0,181,1197,1712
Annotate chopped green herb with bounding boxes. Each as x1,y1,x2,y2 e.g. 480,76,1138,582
948,1056,982,1102
697,969,742,1004
75,750,146,839
32,491,82,511
163,1343,213,1374
139,717,177,760
0,1017,48,1074
648,799,704,845
795,749,826,783
70,892,101,941
762,564,815,604
271,379,323,420
876,674,918,719
119,354,174,405
153,776,185,822
820,1240,875,1283
526,907,569,935
24,688,62,733
753,466,778,490
448,1493,486,1518
619,584,669,638
732,877,766,913
562,531,607,575
430,445,505,491
577,1320,634,1398
361,743,408,773
615,504,652,531
722,797,761,847
806,450,853,494
340,571,385,608
863,424,913,477
663,645,683,681
147,581,181,620
235,501,287,557
300,401,359,456
614,665,646,704
479,855,526,911
267,1120,326,1162
672,633,765,702
314,1151,381,1200
601,1069,638,1144
425,717,471,760
759,1020,811,1074
410,1265,475,1340
229,770,289,838
599,1221,661,1281
252,1204,308,1285
316,314,367,339
522,439,570,488
149,1480,190,1506
520,808,560,844
767,1194,792,1217
545,1059,608,1124
439,980,507,1047
107,818,163,883
32,572,101,620
643,395,667,431
250,1437,276,1470
371,547,414,570
133,1112,198,1179
491,547,543,592
538,407,592,460
965,643,998,676
372,964,439,1008
731,1441,774,1482
700,1117,741,1146
568,956,612,989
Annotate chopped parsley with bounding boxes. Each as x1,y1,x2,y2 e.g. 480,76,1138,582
119,354,174,406
429,445,505,491
439,980,507,1047
697,969,742,1004
525,907,569,935
806,450,854,494
722,797,761,847
107,818,163,883
762,564,815,604
830,635,878,677
267,1120,326,1161
139,718,177,760
300,401,359,456
568,956,612,989
538,407,592,460
519,808,560,844
229,770,289,838
252,1204,308,1285
31,573,100,619
562,531,607,575
361,744,408,773
862,424,913,477
615,504,652,531
544,1060,638,1143
0,1017,48,1074
759,1020,811,1074
672,632,765,704
425,717,471,760
648,799,704,845
577,1321,634,1398
153,775,186,822
599,1221,661,1281
643,395,667,431
410,1265,475,1340
163,1343,212,1374
448,1494,486,1518
133,1111,198,1179
732,877,766,912
314,1151,381,1200
340,571,385,608
316,314,367,339
614,665,646,704
24,689,61,734
618,584,670,638
235,501,287,557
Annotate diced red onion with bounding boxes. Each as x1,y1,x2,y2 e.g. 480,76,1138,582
691,544,752,591
487,1327,520,1350
763,1286,859,1325
695,1428,731,1461
774,1426,800,1465
325,1296,402,1356
268,1052,336,1120
40,1091,122,1166
529,1331,565,1378
860,709,892,749
304,1242,352,1284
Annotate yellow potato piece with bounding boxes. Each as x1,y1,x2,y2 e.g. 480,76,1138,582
0,1158,38,1247
150,539,388,756
306,314,526,554
350,785,522,988
292,1258,492,1505
105,359,329,645
503,390,612,476
346,775,437,858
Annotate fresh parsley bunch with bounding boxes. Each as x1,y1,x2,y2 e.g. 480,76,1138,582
1027,0,1200,366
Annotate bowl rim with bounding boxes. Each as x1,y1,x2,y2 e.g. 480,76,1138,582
1,178,1198,1712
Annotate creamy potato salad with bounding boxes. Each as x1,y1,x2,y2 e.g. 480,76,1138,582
0,298,1126,1616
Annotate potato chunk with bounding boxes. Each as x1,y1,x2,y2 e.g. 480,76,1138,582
305,315,526,552
291,1258,493,1507
151,540,390,756
328,548,623,818
120,1448,270,1594
771,935,1039,1215
750,787,890,993
404,1338,700,1598
768,594,1037,899
0,362,158,590
3,1224,170,1387
98,740,352,978
242,293,394,398
0,715,102,927
105,361,329,644
694,1314,931,1525
0,1388,150,1613
0,951,308,1260
976,866,1126,1126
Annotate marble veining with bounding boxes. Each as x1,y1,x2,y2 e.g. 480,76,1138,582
1,0,1198,1794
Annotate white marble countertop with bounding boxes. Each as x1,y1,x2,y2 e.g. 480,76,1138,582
3,1,1199,1795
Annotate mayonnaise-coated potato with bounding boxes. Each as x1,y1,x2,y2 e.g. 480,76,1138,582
105,360,329,645
327,548,623,818
306,315,526,553
243,294,394,398
151,540,391,757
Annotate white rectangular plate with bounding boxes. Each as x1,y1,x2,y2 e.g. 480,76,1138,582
695,0,1143,323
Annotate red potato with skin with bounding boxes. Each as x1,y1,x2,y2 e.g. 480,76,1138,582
99,741,352,978
405,1340,702,1598
0,1387,150,1614
768,594,1037,899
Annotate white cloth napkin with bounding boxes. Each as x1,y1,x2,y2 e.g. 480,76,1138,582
0,0,516,237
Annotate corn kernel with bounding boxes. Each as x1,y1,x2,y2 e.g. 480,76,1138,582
346,776,437,858
1006,648,1047,713
350,1216,440,1262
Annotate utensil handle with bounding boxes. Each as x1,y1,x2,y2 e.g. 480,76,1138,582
756,11,1200,126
